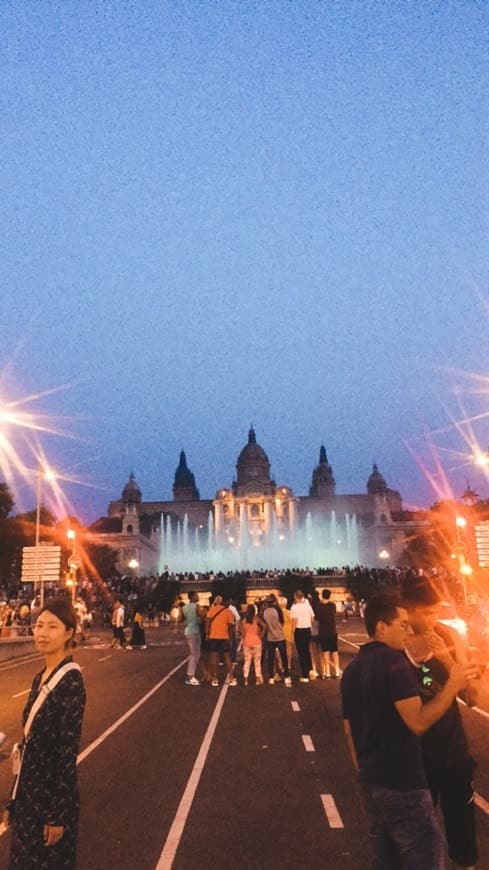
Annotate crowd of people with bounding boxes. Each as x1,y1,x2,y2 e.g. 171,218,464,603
1,562,488,868
180,588,343,687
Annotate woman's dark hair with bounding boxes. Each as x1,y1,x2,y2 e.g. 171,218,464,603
39,597,77,639
245,604,256,623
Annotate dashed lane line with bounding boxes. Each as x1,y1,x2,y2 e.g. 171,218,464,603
97,654,113,662
321,794,344,829
302,734,315,752
291,701,300,712
155,683,230,870
11,688,30,698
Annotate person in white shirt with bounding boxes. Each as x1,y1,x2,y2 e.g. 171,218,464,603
290,590,315,682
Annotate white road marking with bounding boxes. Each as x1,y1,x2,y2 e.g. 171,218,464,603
475,792,489,815
155,684,229,870
321,794,344,828
97,654,113,662
291,701,300,711
0,654,43,672
302,734,315,752
77,658,187,764
12,688,30,698
338,635,360,650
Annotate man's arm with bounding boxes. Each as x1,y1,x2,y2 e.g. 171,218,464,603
343,719,359,770
394,662,477,736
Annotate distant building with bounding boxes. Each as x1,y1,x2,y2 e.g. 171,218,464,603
94,427,414,574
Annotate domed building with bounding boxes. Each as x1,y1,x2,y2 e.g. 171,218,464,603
102,425,411,572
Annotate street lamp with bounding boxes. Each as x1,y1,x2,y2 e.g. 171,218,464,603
474,447,489,468
455,516,470,604
35,466,56,607
66,529,78,604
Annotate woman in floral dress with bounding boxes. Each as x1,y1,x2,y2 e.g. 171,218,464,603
3,597,86,869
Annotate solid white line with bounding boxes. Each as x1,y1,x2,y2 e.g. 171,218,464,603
77,658,188,764
291,701,300,712
97,655,113,662
302,734,315,752
338,635,360,650
0,654,43,672
456,697,489,721
155,684,229,870
11,688,30,698
321,794,344,828
475,792,489,815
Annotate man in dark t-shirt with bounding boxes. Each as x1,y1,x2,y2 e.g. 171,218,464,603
341,593,475,870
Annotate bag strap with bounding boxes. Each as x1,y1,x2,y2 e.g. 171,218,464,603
23,662,81,741
208,606,226,624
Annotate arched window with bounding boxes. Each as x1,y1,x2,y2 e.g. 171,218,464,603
250,504,259,517
127,524,133,533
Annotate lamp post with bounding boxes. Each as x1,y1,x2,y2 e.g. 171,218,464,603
455,516,470,605
66,529,77,605
35,466,55,608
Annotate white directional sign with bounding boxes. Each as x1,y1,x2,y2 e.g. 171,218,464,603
21,544,61,583
475,522,489,568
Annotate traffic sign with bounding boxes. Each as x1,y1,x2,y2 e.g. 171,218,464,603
21,545,61,583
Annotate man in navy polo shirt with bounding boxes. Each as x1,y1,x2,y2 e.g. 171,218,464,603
341,594,476,869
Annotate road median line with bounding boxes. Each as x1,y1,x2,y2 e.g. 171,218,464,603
155,683,229,870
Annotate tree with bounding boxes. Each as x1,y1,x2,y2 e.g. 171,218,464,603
0,482,14,520
84,542,120,582
278,571,315,605
210,574,247,605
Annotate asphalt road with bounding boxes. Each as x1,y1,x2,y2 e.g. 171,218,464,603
1,620,489,870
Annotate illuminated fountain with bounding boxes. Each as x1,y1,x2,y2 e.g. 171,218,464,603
157,508,360,574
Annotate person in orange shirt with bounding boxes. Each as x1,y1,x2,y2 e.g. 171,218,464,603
206,596,236,687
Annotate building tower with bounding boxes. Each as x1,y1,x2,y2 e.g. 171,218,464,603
173,450,200,502
309,445,336,497
121,471,141,535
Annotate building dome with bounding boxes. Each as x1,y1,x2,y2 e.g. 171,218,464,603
236,427,271,486
122,472,142,504
367,464,387,495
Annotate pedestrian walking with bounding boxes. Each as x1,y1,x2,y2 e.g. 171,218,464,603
3,597,86,869
130,603,147,650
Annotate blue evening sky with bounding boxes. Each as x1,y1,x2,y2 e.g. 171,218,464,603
0,1,487,521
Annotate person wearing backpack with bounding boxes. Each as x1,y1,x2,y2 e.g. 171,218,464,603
3,597,86,869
